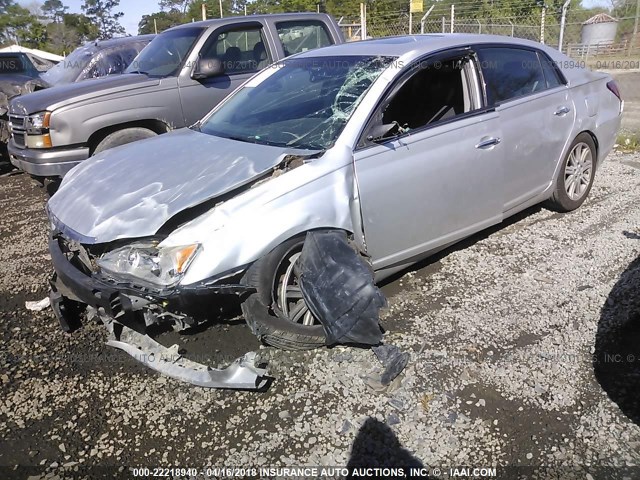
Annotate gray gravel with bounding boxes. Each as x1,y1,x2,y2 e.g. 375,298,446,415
1,151,640,478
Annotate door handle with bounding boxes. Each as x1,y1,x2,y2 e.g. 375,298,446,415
475,137,501,149
554,106,571,116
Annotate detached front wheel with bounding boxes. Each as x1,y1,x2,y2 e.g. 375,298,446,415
241,236,327,350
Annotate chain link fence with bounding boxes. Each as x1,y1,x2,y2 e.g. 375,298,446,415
338,8,640,64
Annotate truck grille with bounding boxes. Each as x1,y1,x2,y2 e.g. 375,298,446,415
8,114,26,148
12,132,25,148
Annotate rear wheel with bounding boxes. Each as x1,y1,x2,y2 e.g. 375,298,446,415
241,236,327,350
547,133,596,212
93,127,157,155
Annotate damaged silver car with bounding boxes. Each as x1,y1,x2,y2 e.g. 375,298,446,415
46,35,622,388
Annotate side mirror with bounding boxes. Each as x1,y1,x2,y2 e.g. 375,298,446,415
193,58,224,80
366,123,397,142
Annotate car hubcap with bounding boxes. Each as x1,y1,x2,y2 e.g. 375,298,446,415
564,142,593,201
276,252,316,327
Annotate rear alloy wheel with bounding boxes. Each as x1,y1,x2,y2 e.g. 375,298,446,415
241,236,327,350
547,133,596,212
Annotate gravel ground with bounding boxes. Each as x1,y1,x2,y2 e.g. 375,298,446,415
1,154,640,479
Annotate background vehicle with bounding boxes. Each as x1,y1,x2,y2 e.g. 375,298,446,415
7,13,344,179
0,52,52,148
45,35,622,358
1,37,153,158
40,36,155,87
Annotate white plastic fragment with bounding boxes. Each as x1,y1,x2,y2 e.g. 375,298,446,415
25,297,51,311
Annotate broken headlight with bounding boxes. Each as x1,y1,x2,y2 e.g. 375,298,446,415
97,242,200,288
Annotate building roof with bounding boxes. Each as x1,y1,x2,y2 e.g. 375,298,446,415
583,13,618,25
0,45,63,62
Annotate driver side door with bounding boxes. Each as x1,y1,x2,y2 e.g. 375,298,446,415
354,51,505,270
178,23,274,126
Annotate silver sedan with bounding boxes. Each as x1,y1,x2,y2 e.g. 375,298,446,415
47,34,622,363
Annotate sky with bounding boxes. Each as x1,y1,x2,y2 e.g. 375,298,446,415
19,0,162,35
19,0,614,36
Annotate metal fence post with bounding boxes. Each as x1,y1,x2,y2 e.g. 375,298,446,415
442,16,445,33
558,0,571,53
509,20,514,37
420,5,435,34
451,4,455,33
540,5,546,44
477,19,481,33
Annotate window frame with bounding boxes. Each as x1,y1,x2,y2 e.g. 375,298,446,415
356,48,490,150
475,44,568,108
274,19,333,57
196,22,271,77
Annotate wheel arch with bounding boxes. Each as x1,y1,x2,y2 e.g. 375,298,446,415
87,119,171,155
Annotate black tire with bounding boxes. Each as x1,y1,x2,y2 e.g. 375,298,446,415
93,127,157,155
546,132,597,213
241,236,327,350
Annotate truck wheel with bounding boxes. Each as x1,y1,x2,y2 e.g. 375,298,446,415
546,133,596,212
93,128,157,155
241,236,327,351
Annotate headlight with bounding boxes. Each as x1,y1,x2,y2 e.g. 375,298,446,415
23,111,53,148
97,241,200,288
26,111,51,134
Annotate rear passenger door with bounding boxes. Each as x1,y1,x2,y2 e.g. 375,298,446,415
477,47,574,213
178,23,274,125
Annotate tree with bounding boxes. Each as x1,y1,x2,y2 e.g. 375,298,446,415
43,0,69,23
63,12,100,42
138,10,186,34
81,0,126,39
159,0,191,13
46,22,80,54
0,2,47,48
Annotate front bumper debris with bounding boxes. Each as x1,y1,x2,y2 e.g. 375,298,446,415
105,322,268,390
49,233,270,390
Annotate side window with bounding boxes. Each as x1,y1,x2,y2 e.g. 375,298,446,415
477,47,547,106
275,20,332,57
201,27,271,74
538,52,564,89
374,56,478,140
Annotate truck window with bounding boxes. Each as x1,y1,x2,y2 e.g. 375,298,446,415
275,20,332,57
201,26,271,74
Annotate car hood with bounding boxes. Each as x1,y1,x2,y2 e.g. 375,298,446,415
9,73,159,114
0,75,39,98
48,128,317,244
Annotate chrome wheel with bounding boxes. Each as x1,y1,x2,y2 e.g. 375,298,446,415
564,142,593,201
276,252,317,327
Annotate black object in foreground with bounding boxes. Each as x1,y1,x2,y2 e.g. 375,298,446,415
298,230,386,345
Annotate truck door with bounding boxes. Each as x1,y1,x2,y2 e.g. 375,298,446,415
178,22,275,126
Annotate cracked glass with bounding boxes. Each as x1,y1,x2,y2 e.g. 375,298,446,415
199,55,396,150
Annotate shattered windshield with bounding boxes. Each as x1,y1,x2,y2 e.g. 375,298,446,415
199,55,395,150
125,27,203,77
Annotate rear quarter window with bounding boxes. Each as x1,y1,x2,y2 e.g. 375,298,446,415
477,47,548,106
275,20,333,56
538,52,565,89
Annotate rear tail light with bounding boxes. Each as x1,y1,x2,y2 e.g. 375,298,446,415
607,80,622,102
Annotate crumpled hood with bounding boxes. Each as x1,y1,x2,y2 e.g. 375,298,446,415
48,128,314,244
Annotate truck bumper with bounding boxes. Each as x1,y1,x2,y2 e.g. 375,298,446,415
8,139,89,178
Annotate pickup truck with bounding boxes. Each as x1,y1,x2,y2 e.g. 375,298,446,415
7,13,345,178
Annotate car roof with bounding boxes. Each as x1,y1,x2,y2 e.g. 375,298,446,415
294,34,561,61
168,12,333,31
89,34,156,49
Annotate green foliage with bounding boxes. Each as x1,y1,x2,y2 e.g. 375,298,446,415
81,0,126,40
139,10,187,34
0,3,47,48
43,0,69,23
